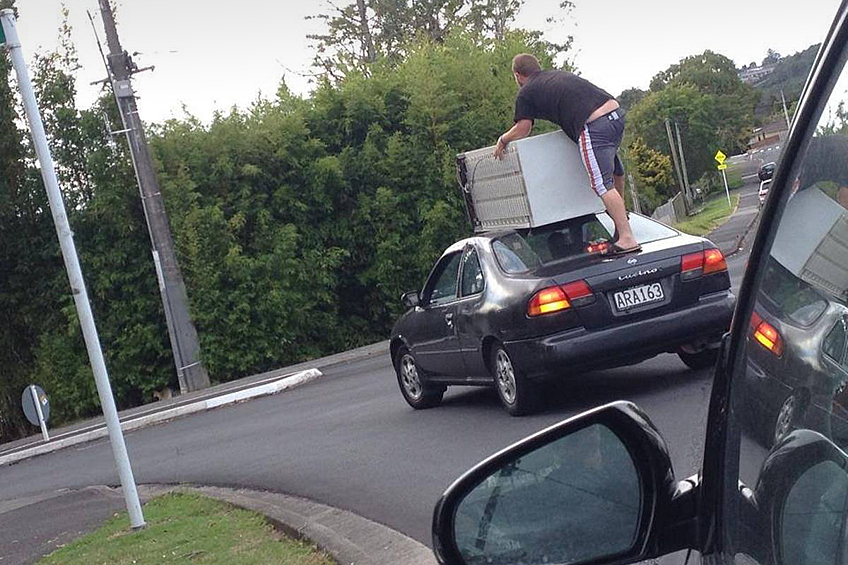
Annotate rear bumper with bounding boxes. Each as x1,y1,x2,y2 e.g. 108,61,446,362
505,291,736,379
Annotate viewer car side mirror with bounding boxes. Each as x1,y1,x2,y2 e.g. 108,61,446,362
402,291,420,308
742,429,848,565
432,401,697,565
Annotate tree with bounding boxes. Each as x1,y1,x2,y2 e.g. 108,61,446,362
306,0,572,79
650,50,751,98
762,48,781,66
1,5,576,442
617,87,646,112
626,136,675,209
627,51,755,192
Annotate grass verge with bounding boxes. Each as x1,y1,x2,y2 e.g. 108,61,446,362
674,193,740,236
35,493,336,565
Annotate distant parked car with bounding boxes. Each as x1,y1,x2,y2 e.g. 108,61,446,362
758,161,776,181
390,212,735,415
759,179,771,207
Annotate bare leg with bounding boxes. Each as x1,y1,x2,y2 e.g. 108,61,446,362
613,174,625,199
601,189,638,249
610,174,627,242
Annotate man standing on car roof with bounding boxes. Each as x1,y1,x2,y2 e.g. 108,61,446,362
494,53,640,254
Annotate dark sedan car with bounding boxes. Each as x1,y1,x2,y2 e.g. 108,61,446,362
758,161,776,181
743,256,848,446
390,211,735,415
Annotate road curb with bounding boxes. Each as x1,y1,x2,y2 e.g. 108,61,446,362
0,368,322,468
177,485,437,565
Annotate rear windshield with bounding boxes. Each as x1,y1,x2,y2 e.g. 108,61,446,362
492,213,677,274
761,257,829,326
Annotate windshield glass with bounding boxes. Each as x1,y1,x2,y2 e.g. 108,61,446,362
492,213,677,273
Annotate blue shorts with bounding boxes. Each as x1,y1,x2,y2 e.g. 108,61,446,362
578,110,625,197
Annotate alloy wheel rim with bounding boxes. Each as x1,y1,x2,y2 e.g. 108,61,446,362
775,395,796,443
401,354,423,400
495,350,517,404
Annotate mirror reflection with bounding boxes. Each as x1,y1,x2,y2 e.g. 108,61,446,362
738,132,848,485
782,458,848,565
454,424,641,565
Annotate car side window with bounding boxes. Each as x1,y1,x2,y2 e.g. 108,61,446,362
460,247,485,297
726,39,848,565
426,252,462,306
823,320,847,363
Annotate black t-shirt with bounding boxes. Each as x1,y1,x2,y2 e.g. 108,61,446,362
514,70,614,142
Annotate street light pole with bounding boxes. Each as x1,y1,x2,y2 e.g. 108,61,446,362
96,0,209,393
0,9,145,529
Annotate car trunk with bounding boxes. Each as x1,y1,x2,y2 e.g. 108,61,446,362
542,239,712,330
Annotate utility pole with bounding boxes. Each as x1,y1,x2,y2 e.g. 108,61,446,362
1,9,144,529
665,119,689,215
97,0,209,392
781,89,792,130
627,173,642,215
674,121,692,208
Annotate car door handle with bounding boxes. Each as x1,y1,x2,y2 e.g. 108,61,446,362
445,312,454,326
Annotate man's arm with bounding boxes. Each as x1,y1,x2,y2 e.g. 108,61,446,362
494,119,533,159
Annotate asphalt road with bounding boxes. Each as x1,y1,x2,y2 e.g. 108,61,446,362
1,351,720,548
0,209,758,556
727,141,783,180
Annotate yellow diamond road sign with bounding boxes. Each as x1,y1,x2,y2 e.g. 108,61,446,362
717,163,728,171
714,150,727,164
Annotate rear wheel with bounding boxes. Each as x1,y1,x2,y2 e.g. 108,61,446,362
677,347,719,370
491,345,537,416
395,346,444,409
772,392,800,445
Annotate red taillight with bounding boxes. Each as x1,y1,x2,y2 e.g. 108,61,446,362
528,286,570,317
586,242,610,254
703,248,727,275
561,280,593,301
681,249,726,280
750,311,783,356
527,280,595,317
681,252,704,281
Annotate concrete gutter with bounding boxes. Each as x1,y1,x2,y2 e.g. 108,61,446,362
0,368,322,467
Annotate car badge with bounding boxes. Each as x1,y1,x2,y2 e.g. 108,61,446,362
627,258,638,265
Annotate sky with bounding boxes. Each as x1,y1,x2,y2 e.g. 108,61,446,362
12,0,843,124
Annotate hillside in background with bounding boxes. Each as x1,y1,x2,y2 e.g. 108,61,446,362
752,44,820,119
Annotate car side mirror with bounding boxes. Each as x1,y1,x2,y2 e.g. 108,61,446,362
432,401,694,565
402,291,420,308
746,430,848,565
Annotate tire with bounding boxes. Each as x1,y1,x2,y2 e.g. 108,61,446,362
677,348,719,371
772,392,800,445
395,346,444,409
491,344,537,416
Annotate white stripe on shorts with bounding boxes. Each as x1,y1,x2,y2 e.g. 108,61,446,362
579,125,608,197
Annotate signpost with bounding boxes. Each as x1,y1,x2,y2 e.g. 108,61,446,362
22,385,50,442
0,9,145,529
715,150,732,208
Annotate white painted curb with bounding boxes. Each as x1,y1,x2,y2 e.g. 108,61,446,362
0,368,322,468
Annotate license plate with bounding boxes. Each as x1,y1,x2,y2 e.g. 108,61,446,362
613,282,664,311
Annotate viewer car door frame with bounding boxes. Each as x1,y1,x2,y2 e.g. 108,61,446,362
699,1,848,556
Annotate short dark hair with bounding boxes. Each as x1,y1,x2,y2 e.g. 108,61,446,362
512,53,541,77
